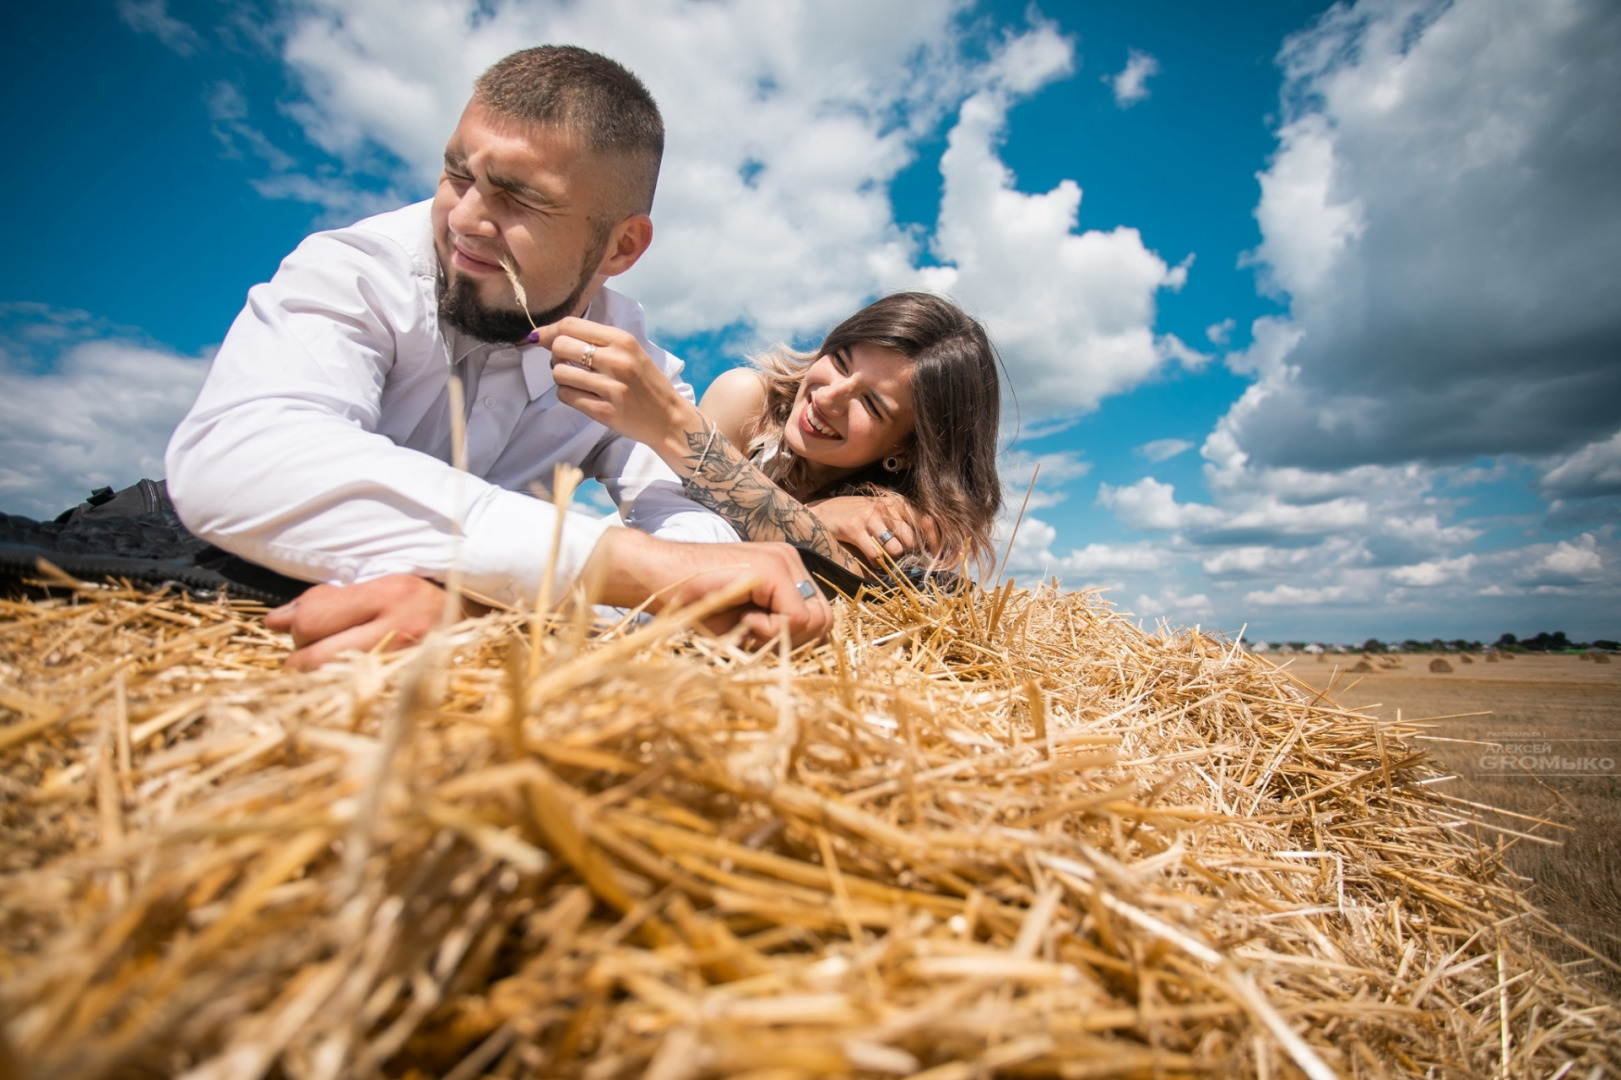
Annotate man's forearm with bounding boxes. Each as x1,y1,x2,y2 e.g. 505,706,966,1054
579,529,834,648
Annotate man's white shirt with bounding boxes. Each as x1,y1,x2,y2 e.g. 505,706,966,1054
166,200,737,607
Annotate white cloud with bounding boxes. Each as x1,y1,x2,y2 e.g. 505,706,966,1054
1155,331,1209,371
0,306,211,519
1107,49,1160,108
1222,0,1621,470
1541,429,1621,499
1205,317,1235,346
996,512,1058,576
207,82,297,173
1135,438,1192,463
1078,416,1619,636
1098,471,1374,540
905,32,1189,424
1201,545,1311,577
1387,554,1475,587
1061,542,1166,576
995,420,1614,639
1244,112,1363,303
1519,533,1603,586
117,0,203,56
1098,477,1209,531
1244,583,1348,607
997,448,1092,512
1133,585,1214,620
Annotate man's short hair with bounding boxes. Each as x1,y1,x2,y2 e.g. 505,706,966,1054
474,46,664,217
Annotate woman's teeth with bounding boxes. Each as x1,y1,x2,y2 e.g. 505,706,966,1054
806,400,839,438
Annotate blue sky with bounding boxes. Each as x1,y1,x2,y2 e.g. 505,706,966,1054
2,0,1617,644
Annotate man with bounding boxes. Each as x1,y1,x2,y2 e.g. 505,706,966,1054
166,46,830,668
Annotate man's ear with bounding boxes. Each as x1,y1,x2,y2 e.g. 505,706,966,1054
596,214,653,278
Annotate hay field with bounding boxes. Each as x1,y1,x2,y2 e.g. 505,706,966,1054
1290,654,1621,992
3,580,1619,1079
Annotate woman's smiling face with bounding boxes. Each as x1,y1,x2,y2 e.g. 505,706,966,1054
783,342,916,474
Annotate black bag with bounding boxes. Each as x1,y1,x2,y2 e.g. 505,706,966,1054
0,480,308,605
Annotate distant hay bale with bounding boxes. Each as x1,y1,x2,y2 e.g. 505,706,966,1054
1459,653,1475,663
1486,651,1500,662
1349,659,1375,673
1580,651,1593,661
2,579,1616,1079
1502,650,1516,659
1429,657,1454,673
1595,652,1612,664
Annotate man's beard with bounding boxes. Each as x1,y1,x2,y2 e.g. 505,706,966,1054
437,227,610,344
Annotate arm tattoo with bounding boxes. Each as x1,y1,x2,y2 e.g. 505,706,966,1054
679,422,865,573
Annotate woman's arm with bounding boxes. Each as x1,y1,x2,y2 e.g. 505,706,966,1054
674,419,864,572
535,318,866,574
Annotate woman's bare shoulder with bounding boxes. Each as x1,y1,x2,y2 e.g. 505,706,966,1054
699,367,770,449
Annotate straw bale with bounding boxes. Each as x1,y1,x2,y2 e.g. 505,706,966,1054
2,576,1617,1079
1428,659,1453,673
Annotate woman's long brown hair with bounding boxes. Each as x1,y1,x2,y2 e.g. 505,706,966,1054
743,292,1004,573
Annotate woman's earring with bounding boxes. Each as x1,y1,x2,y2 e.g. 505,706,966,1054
883,455,904,473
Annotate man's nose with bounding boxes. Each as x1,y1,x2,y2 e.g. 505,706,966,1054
446,181,497,238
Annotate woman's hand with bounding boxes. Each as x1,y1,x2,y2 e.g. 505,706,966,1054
807,494,940,565
531,317,703,462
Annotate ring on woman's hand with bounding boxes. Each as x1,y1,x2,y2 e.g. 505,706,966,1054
795,580,818,600
578,343,597,370
876,529,895,545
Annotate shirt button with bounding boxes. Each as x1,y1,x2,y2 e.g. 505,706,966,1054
482,396,495,409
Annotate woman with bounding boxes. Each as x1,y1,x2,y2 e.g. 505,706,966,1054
534,292,1002,577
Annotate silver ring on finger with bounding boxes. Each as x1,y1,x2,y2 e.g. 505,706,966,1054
795,579,818,600
876,529,895,545
578,343,597,370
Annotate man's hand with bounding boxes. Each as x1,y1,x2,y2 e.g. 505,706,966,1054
266,534,835,670
266,575,455,671
585,529,834,647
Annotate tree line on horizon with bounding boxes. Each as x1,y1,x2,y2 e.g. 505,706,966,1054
1353,632,1619,654
1256,632,1619,654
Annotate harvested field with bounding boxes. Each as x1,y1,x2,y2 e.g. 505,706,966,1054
1292,654,1621,995
3,579,1619,1079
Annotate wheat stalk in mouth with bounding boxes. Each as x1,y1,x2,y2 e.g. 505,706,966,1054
501,257,539,332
